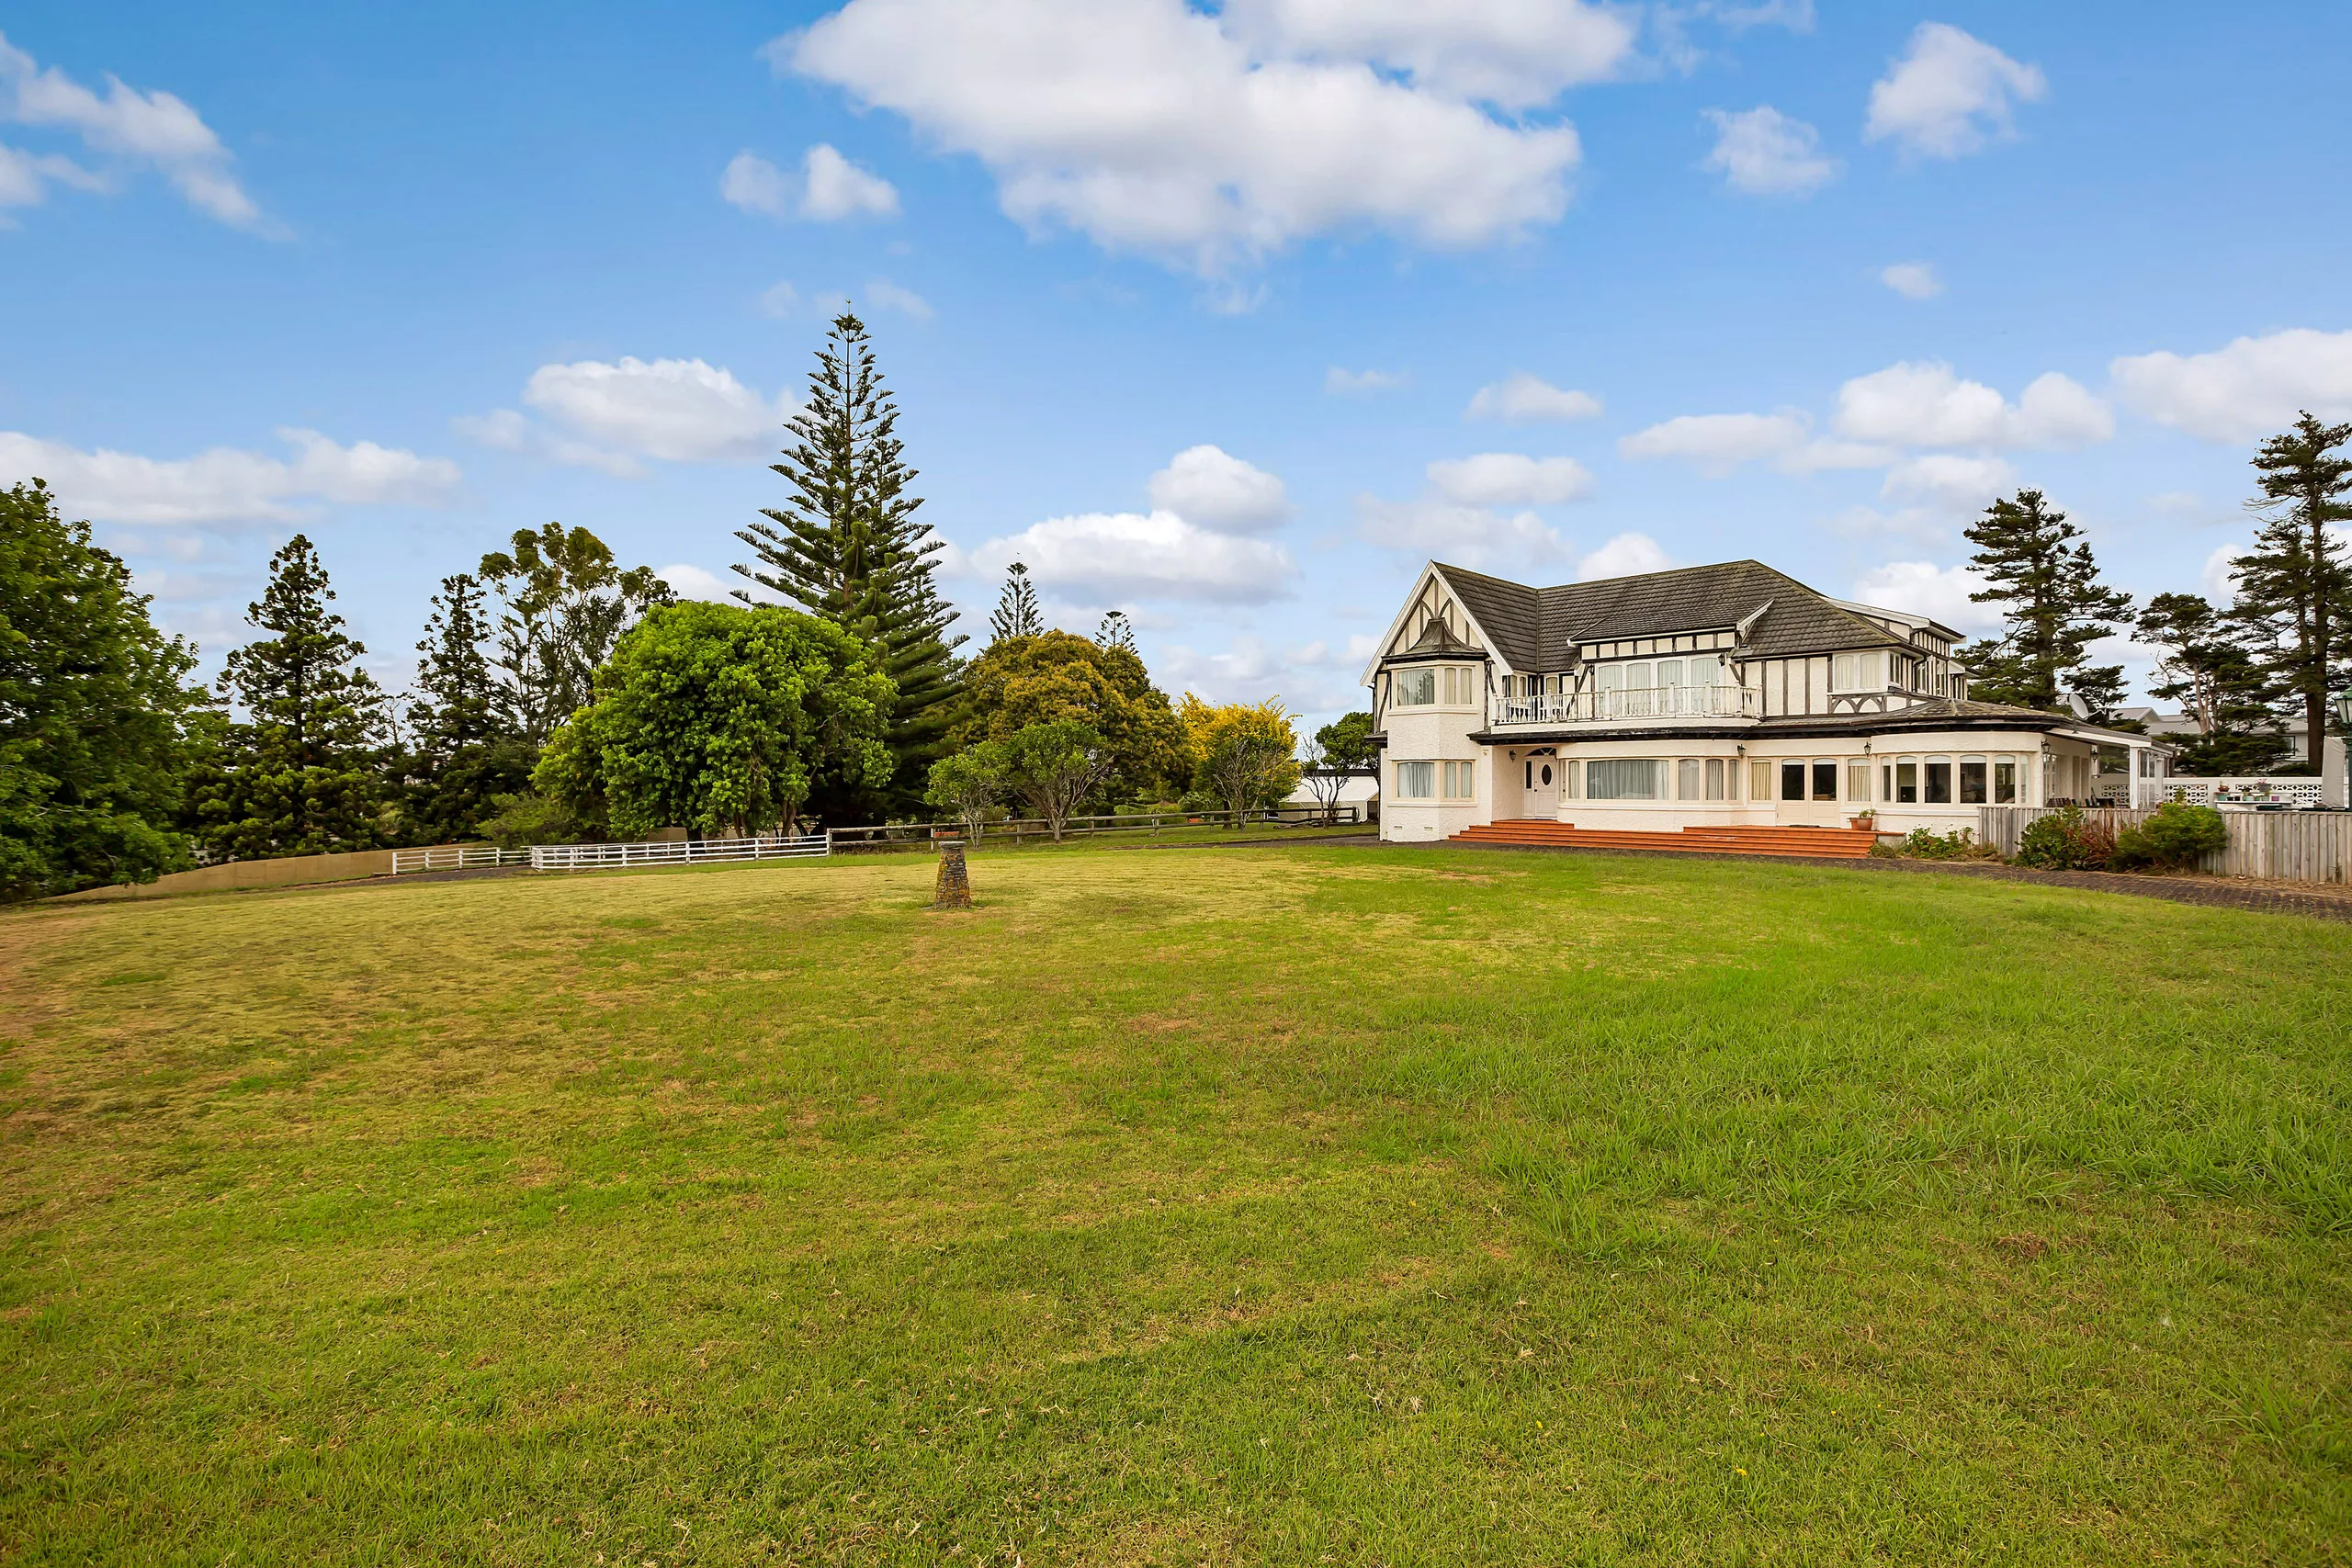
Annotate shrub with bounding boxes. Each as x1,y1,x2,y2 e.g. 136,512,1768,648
2111,801,2229,872
1894,826,1993,861
2015,807,2116,871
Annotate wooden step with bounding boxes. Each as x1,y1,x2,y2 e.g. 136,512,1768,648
1449,821,1880,858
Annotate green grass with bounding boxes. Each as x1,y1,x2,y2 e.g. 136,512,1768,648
2,844,2347,1565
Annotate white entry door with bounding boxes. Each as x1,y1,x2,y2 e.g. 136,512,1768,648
1521,754,1561,818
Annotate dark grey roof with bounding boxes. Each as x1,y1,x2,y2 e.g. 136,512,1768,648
1432,558,1913,671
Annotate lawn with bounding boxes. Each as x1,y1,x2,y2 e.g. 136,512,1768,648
1,844,2346,1565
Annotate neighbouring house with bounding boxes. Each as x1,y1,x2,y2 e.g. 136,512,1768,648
1283,766,1379,814
1364,558,2175,844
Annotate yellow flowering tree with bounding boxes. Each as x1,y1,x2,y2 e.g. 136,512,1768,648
1180,696,1301,819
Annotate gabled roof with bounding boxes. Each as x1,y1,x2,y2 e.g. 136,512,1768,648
1430,558,1915,671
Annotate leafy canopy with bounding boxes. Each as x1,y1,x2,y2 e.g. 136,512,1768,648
0,479,203,899
478,523,673,744
1181,695,1301,816
952,629,1184,802
533,600,896,839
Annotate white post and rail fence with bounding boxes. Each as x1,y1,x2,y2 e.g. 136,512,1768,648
1977,806,2352,884
387,804,1365,876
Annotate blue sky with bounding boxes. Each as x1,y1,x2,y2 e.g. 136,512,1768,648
6,2,2349,728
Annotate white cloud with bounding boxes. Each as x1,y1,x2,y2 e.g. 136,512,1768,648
519,356,783,464
1577,532,1671,581
1618,411,1888,477
2109,328,2352,443
2199,542,2242,602
0,31,264,228
1880,260,1941,299
801,142,899,219
1464,371,1600,423
1834,362,2112,450
864,276,933,320
0,427,459,525
1353,494,1567,570
655,563,781,604
723,143,899,221
1219,0,1637,109
777,0,1582,275
970,510,1295,604
0,141,100,210
1865,23,2046,160
1427,452,1594,507
1148,444,1291,532
1702,106,1838,197
1851,560,1999,633
1880,453,2015,511
758,279,801,318
1327,367,1408,395
1701,0,1815,29
1821,505,1949,546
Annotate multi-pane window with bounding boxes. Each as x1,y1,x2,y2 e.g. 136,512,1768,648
1994,759,2018,804
1678,758,1702,799
1442,761,1476,799
1588,759,1663,799
1394,669,1436,705
1831,651,1883,691
1395,761,1435,798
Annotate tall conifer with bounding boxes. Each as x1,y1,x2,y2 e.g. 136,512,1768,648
2233,412,2352,760
193,535,388,857
990,562,1043,643
1097,609,1136,654
734,309,963,810
405,572,532,841
1958,489,2133,716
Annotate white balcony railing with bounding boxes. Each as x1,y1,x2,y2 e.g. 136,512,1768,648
1494,683,1760,725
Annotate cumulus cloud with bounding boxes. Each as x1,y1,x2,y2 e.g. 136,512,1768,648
1865,23,2045,159
0,30,265,229
514,356,786,464
1850,560,1999,633
864,276,933,320
970,509,1295,604
1880,260,1941,299
1833,362,2112,450
0,427,459,525
1702,106,1838,196
1577,532,1671,581
723,143,899,221
1326,367,1408,395
1148,445,1291,532
1353,494,1568,571
1880,453,2016,511
1219,0,1637,109
1464,371,1600,423
1427,452,1594,507
1618,412,1888,477
2109,328,2352,443
776,0,1582,275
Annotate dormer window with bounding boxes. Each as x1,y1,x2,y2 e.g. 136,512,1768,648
1832,651,1885,692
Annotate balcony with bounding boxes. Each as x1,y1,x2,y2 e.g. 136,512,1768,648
1494,683,1760,726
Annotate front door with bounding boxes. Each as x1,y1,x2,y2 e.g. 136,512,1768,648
1521,753,1561,818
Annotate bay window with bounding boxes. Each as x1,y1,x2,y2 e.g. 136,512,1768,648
1677,758,1702,799
1442,761,1476,800
1925,757,1952,804
1994,758,2018,804
1704,757,1728,800
1960,756,1988,805
1395,761,1435,798
1588,759,1663,800
1395,669,1436,705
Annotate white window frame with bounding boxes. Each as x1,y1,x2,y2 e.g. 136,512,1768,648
1394,669,1437,706
1395,761,1436,799
1442,761,1476,800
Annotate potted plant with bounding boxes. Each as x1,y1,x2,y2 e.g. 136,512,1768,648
1850,808,1877,831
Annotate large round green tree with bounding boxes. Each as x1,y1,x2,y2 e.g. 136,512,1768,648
533,601,896,838
0,480,205,898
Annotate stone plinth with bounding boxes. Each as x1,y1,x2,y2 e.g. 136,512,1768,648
930,840,973,908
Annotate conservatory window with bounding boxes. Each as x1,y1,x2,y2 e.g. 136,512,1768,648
1813,761,1838,801
1960,757,1988,805
1893,760,1917,804
1705,757,1727,800
1925,757,1952,804
1994,759,2018,804
1847,761,1872,803
1752,761,1772,801
1781,761,1805,801
1678,758,1702,799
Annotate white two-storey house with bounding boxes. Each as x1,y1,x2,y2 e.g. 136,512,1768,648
1367,558,2170,843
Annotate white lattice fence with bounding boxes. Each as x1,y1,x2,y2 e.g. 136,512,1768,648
1977,807,2352,883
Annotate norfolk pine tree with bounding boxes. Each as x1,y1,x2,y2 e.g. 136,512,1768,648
192,535,389,857
406,572,534,841
2233,412,2351,762
1958,489,2134,716
734,310,963,813
2134,591,2285,774
989,561,1043,643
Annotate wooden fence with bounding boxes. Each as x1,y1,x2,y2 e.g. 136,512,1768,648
1977,806,2352,884
826,804,1363,851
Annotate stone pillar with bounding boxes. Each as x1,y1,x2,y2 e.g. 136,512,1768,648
931,839,973,908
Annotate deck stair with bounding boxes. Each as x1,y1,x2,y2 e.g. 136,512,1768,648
1448,820,1881,858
